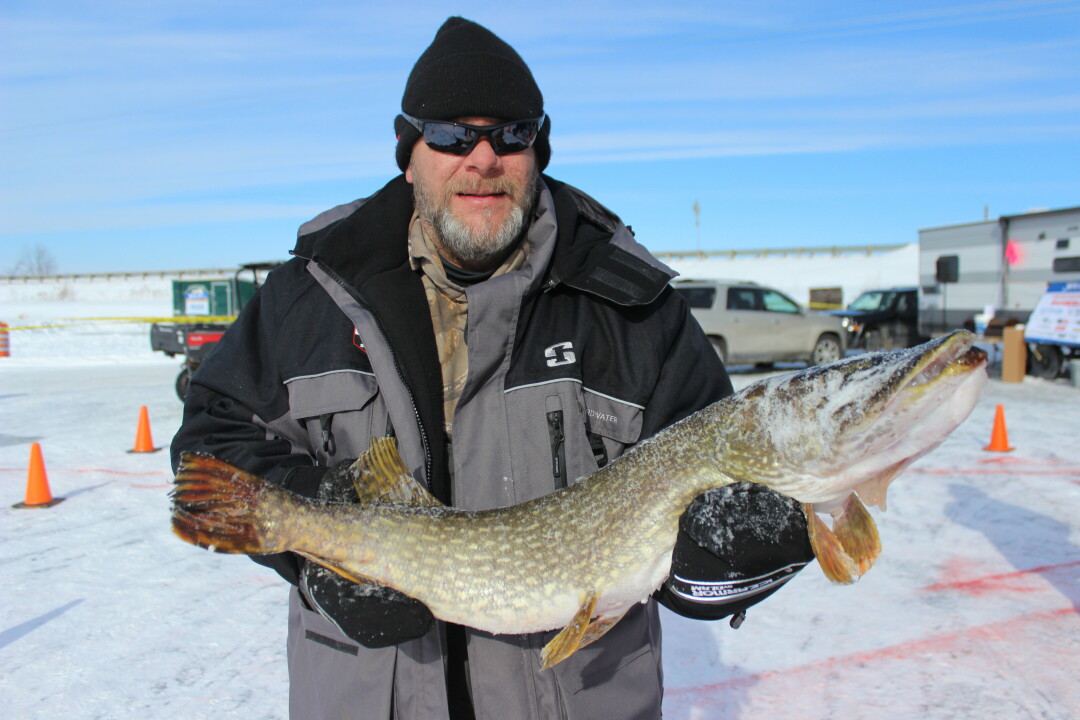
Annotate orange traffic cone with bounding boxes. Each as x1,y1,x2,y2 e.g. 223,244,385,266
13,443,63,508
983,404,1014,452
128,405,161,453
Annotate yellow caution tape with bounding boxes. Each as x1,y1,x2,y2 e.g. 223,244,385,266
0,316,237,331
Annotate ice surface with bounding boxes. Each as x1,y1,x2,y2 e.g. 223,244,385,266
2,292,1079,719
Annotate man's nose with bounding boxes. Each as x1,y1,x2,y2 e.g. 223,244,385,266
465,136,500,171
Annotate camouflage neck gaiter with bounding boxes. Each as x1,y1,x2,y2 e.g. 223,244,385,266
408,214,528,436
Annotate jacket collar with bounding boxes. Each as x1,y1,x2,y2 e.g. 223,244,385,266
543,175,674,306
293,174,674,308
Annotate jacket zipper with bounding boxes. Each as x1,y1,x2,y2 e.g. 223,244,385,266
318,413,336,461
313,260,433,485
547,409,567,489
587,431,609,469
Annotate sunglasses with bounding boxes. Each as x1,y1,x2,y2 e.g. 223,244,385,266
401,112,545,156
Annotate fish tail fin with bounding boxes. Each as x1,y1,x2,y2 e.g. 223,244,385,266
171,452,288,554
832,492,881,576
804,503,859,584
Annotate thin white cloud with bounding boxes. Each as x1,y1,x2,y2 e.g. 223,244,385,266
2,1,1078,266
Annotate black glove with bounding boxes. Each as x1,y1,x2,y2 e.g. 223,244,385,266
658,483,813,626
299,458,435,648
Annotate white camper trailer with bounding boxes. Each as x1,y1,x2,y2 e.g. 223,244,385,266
919,206,1080,378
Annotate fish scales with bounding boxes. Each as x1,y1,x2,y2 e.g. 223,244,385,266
267,432,727,632
172,330,988,666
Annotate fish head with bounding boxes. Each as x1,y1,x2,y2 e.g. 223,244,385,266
722,330,988,510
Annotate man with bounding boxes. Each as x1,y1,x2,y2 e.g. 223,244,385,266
172,17,812,720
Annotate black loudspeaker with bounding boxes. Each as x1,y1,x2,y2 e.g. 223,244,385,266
936,255,959,284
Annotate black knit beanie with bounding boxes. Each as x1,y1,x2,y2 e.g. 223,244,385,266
395,17,551,171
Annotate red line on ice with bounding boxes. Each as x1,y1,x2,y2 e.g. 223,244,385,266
977,456,1069,466
666,607,1076,701
906,467,1080,476
1,467,169,477
924,560,1080,595
79,468,170,477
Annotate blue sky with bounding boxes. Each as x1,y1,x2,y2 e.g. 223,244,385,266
2,1,1078,274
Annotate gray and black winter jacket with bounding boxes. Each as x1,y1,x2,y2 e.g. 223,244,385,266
172,175,808,720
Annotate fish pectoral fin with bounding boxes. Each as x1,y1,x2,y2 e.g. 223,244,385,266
578,609,628,651
352,437,443,508
540,592,599,670
854,459,909,511
831,492,881,577
295,551,382,587
804,503,859,585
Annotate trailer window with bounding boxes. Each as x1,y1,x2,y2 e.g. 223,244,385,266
1053,257,1080,273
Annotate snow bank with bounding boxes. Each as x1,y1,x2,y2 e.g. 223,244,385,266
665,243,918,306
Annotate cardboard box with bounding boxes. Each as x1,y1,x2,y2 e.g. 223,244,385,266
1001,325,1026,383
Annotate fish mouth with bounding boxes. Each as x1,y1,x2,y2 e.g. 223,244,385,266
828,330,988,507
868,330,989,439
899,330,987,393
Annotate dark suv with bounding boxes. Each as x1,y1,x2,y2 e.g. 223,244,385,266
828,287,923,351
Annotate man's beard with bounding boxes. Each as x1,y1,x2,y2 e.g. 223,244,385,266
413,172,539,270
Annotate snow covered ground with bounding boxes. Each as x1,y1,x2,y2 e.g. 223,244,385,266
1,297,1078,720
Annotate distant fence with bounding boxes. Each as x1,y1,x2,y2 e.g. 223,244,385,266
1,246,908,283
0,268,238,284
654,243,907,261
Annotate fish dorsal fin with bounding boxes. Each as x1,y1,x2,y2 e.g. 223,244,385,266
352,437,443,507
854,459,909,511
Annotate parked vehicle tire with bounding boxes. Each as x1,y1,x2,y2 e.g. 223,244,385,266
709,336,728,365
811,334,842,366
1027,343,1063,379
175,367,191,401
879,326,896,350
864,327,896,351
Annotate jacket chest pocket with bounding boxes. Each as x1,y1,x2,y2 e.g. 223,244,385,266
581,389,643,468
285,370,387,467
507,381,643,499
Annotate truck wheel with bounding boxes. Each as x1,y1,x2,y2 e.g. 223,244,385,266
879,326,895,350
1027,344,1063,379
811,334,842,366
709,337,728,365
865,327,894,351
175,367,191,401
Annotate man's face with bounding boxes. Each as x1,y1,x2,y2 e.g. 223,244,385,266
406,116,539,271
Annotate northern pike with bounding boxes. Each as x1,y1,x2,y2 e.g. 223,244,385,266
171,330,987,668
